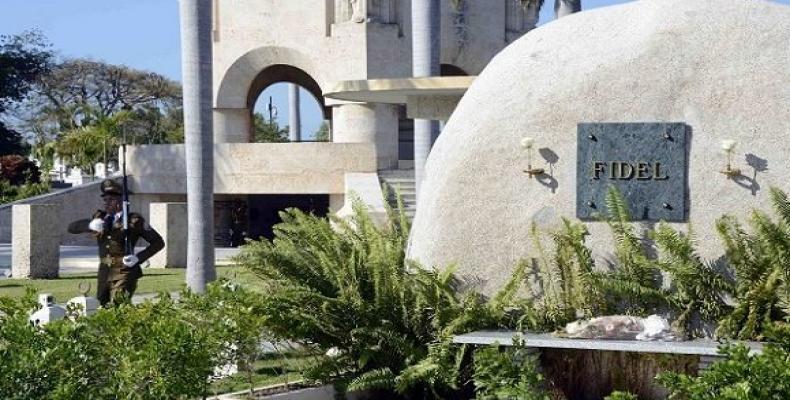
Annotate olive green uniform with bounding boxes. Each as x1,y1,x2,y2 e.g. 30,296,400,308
68,200,164,305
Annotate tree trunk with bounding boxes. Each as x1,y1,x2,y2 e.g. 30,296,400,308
555,0,581,19
179,0,216,293
411,0,441,202
288,84,301,142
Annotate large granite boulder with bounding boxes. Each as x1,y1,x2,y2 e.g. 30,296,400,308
407,0,790,294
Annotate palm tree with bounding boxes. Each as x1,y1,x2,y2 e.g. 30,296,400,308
412,0,441,202
179,0,216,293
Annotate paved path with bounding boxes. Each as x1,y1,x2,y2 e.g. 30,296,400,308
0,244,241,277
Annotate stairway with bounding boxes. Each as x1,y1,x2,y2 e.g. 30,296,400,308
378,169,417,221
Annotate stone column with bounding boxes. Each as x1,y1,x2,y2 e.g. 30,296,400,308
12,204,59,279
332,103,399,170
148,203,188,268
180,0,216,292
412,0,441,201
288,84,301,142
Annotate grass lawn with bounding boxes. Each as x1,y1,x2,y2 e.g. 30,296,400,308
0,265,260,301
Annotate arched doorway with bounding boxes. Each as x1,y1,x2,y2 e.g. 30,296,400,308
247,64,331,142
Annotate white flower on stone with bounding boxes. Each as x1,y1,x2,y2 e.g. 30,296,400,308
520,137,535,150
720,139,737,153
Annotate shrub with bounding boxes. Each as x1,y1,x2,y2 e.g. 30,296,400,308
472,344,549,400
656,341,790,399
0,179,49,204
0,282,269,399
236,201,525,398
604,392,639,400
715,187,790,340
519,219,604,332
0,154,41,185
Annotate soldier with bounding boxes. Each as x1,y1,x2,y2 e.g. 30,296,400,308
68,179,164,306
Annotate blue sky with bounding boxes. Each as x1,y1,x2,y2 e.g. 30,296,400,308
1,0,787,137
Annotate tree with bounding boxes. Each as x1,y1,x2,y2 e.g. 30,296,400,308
55,110,131,176
20,58,181,143
252,112,288,143
0,30,52,155
314,120,330,142
180,0,216,293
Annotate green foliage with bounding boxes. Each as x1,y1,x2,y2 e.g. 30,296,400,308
55,110,130,173
0,281,271,399
0,180,49,204
596,187,667,315
521,219,603,331
253,112,289,142
472,344,549,400
651,224,733,338
656,342,790,400
0,30,52,115
0,154,41,185
237,200,523,398
314,121,330,141
604,392,639,400
715,187,790,340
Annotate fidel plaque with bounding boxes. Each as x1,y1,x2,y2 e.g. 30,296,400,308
576,122,688,222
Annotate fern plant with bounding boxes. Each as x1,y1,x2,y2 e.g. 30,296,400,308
651,223,733,338
715,187,790,340
595,187,668,315
520,218,604,331
236,198,524,398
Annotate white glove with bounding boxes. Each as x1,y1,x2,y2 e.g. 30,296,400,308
122,255,139,267
88,218,105,232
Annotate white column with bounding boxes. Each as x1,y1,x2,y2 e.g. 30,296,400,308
180,0,216,292
411,0,441,201
288,84,301,142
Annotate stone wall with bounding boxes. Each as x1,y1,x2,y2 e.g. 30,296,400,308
125,142,377,195
0,179,184,246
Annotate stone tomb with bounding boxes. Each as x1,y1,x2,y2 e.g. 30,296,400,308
407,0,790,295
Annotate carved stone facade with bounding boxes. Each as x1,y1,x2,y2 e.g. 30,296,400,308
335,0,399,24
506,0,538,42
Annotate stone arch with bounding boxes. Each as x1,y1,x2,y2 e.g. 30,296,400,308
246,64,330,121
214,46,329,142
215,46,326,109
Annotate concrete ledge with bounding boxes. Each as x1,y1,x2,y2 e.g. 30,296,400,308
126,143,377,195
453,331,764,356
324,76,474,104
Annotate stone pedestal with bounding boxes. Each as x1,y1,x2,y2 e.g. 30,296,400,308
148,203,187,268
12,204,60,279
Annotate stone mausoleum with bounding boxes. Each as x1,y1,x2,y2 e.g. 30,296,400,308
1,0,538,253
408,0,790,293
125,0,535,245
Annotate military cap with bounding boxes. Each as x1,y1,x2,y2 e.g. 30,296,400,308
100,179,123,197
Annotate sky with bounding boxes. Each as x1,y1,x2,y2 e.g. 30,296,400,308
1,0,788,138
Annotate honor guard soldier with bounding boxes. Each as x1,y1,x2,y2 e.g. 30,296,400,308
68,179,164,306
